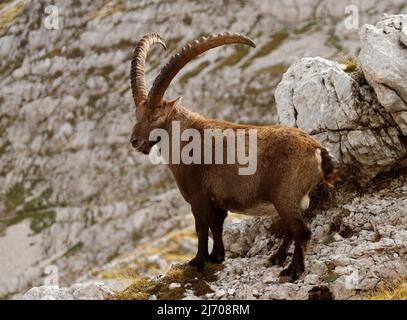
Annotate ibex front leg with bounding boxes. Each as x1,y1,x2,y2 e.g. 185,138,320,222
209,208,228,263
187,200,213,272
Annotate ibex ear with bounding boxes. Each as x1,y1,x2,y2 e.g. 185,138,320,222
167,97,182,108
164,97,182,117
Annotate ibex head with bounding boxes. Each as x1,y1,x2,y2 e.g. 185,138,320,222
129,32,255,154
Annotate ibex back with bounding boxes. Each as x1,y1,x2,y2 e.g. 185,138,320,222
129,32,339,282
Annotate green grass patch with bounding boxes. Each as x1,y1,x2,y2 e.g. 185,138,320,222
87,92,105,108
241,31,288,69
179,61,210,85
109,263,223,300
87,65,114,79
64,241,84,258
257,63,288,76
23,188,52,212
1,183,56,234
46,48,62,59
294,20,317,35
66,47,85,59
244,63,288,95
212,45,251,71
325,27,343,52
323,272,339,283
4,182,25,213
182,15,192,26
49,70,63,81
29,210,56,234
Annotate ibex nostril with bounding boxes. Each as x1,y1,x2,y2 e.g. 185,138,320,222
131,137,138,147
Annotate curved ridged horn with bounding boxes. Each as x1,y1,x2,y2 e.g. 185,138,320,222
131,33,166,107
148,32,255,108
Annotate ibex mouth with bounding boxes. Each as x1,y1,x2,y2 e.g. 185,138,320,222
134,140,157,155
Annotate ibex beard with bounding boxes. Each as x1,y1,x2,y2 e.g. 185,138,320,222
129,32,340,282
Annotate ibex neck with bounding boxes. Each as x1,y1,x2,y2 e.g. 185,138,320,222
170,105,206,130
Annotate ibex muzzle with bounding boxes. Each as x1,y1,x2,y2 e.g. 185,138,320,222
129,32,339,282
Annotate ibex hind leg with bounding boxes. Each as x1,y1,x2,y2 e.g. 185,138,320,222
278,213,311,282
272,194,311,282
268,227,293,266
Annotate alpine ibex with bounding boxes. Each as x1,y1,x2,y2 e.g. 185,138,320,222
129,32,339,282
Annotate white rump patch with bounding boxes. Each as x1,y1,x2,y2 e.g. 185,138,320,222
300,194,310,211
315,149,322,173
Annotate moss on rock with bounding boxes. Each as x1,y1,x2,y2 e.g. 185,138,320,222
109,262,223,300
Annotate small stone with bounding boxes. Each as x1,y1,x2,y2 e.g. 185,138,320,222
215,289,226,298
333,233,343,242
263,275,275,284
169,282,181,289
303,274,319,285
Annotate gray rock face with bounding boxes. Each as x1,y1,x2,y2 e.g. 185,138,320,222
359,15,407,135
2,0,407,298
22,282,113,300
275,57,407,180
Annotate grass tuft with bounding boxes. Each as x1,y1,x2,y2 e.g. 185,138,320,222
109,263,223,300
336,55,358,73
64,241,84,258
368,279,407,300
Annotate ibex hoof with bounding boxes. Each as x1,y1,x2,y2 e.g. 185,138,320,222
208,253,225,264
187,258,205,272
278,268,301,283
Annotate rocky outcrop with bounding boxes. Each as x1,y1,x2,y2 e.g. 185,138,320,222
276,15,407,181
23,282,112,300
359,14,407,136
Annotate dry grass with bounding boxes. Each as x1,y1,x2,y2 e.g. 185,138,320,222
93,226,197,281
87,0,127,21
337,55,358,73
368,279,407,300
0,0,25,32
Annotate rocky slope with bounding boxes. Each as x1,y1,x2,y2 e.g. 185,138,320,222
24,169,407,300
0,0,406,298
213,171,407,300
